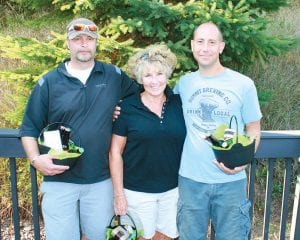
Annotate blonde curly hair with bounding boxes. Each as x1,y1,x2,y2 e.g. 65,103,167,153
127,44,177,84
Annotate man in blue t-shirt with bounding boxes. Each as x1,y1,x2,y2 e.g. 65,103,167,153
174,22,262,240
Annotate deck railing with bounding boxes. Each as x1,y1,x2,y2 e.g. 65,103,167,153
0,129,299,240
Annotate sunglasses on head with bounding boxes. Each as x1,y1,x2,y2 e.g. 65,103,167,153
140,52,166,61
68,24,98,32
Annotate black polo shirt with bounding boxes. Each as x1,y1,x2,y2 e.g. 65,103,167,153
21,59,139,184
112,87,186,193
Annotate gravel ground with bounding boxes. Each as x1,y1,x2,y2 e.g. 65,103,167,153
0,218,288,240
1,221,45,240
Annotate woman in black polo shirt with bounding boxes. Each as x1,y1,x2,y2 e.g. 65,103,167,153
109,44,186,240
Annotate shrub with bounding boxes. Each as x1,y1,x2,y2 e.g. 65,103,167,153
0,0,297,126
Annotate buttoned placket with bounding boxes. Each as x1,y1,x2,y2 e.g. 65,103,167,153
160,101,167,124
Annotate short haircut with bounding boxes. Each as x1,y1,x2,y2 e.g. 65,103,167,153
193,22,224,41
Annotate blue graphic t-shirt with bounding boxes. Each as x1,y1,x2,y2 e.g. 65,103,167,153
174,68,262,183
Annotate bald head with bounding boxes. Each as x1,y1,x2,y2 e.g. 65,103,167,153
193,22,224,42
190,22,225,74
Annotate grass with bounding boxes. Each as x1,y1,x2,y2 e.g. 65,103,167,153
247,48,300,130
245,2,300,130
0,81,17,127
0,7,70,41
0,9,73,128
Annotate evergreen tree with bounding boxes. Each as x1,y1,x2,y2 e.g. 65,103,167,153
0,0,297,126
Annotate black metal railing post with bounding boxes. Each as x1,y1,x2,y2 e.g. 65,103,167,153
263,158,275,239
248,159,257,240
0,212,1,240
30,166,41,240
9,157,21,240
279,158,293,239
291,157,300,240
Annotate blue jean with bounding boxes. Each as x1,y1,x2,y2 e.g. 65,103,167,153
40,179,114,240
177,176,251,240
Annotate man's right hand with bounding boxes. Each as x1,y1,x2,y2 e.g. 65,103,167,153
32,154,69,176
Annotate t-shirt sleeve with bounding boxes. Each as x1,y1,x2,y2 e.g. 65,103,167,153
241,81,262,123
173,82,179,94
20,77,49,138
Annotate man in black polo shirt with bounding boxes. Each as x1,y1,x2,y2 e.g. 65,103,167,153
20,18,139,240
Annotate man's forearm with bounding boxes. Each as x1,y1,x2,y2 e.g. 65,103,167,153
21,136,40,164
246,120,261,151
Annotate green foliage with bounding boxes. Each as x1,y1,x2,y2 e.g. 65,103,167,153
49,0,297,68
6,0,53,11
0,33,69,126
0,1,298,127
0,1,298,129
51,0,290,14
0,32,137,126
257,90,273,108
226,0,289,12
52,0,95,13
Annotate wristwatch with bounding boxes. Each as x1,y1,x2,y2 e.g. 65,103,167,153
30,155,40,166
